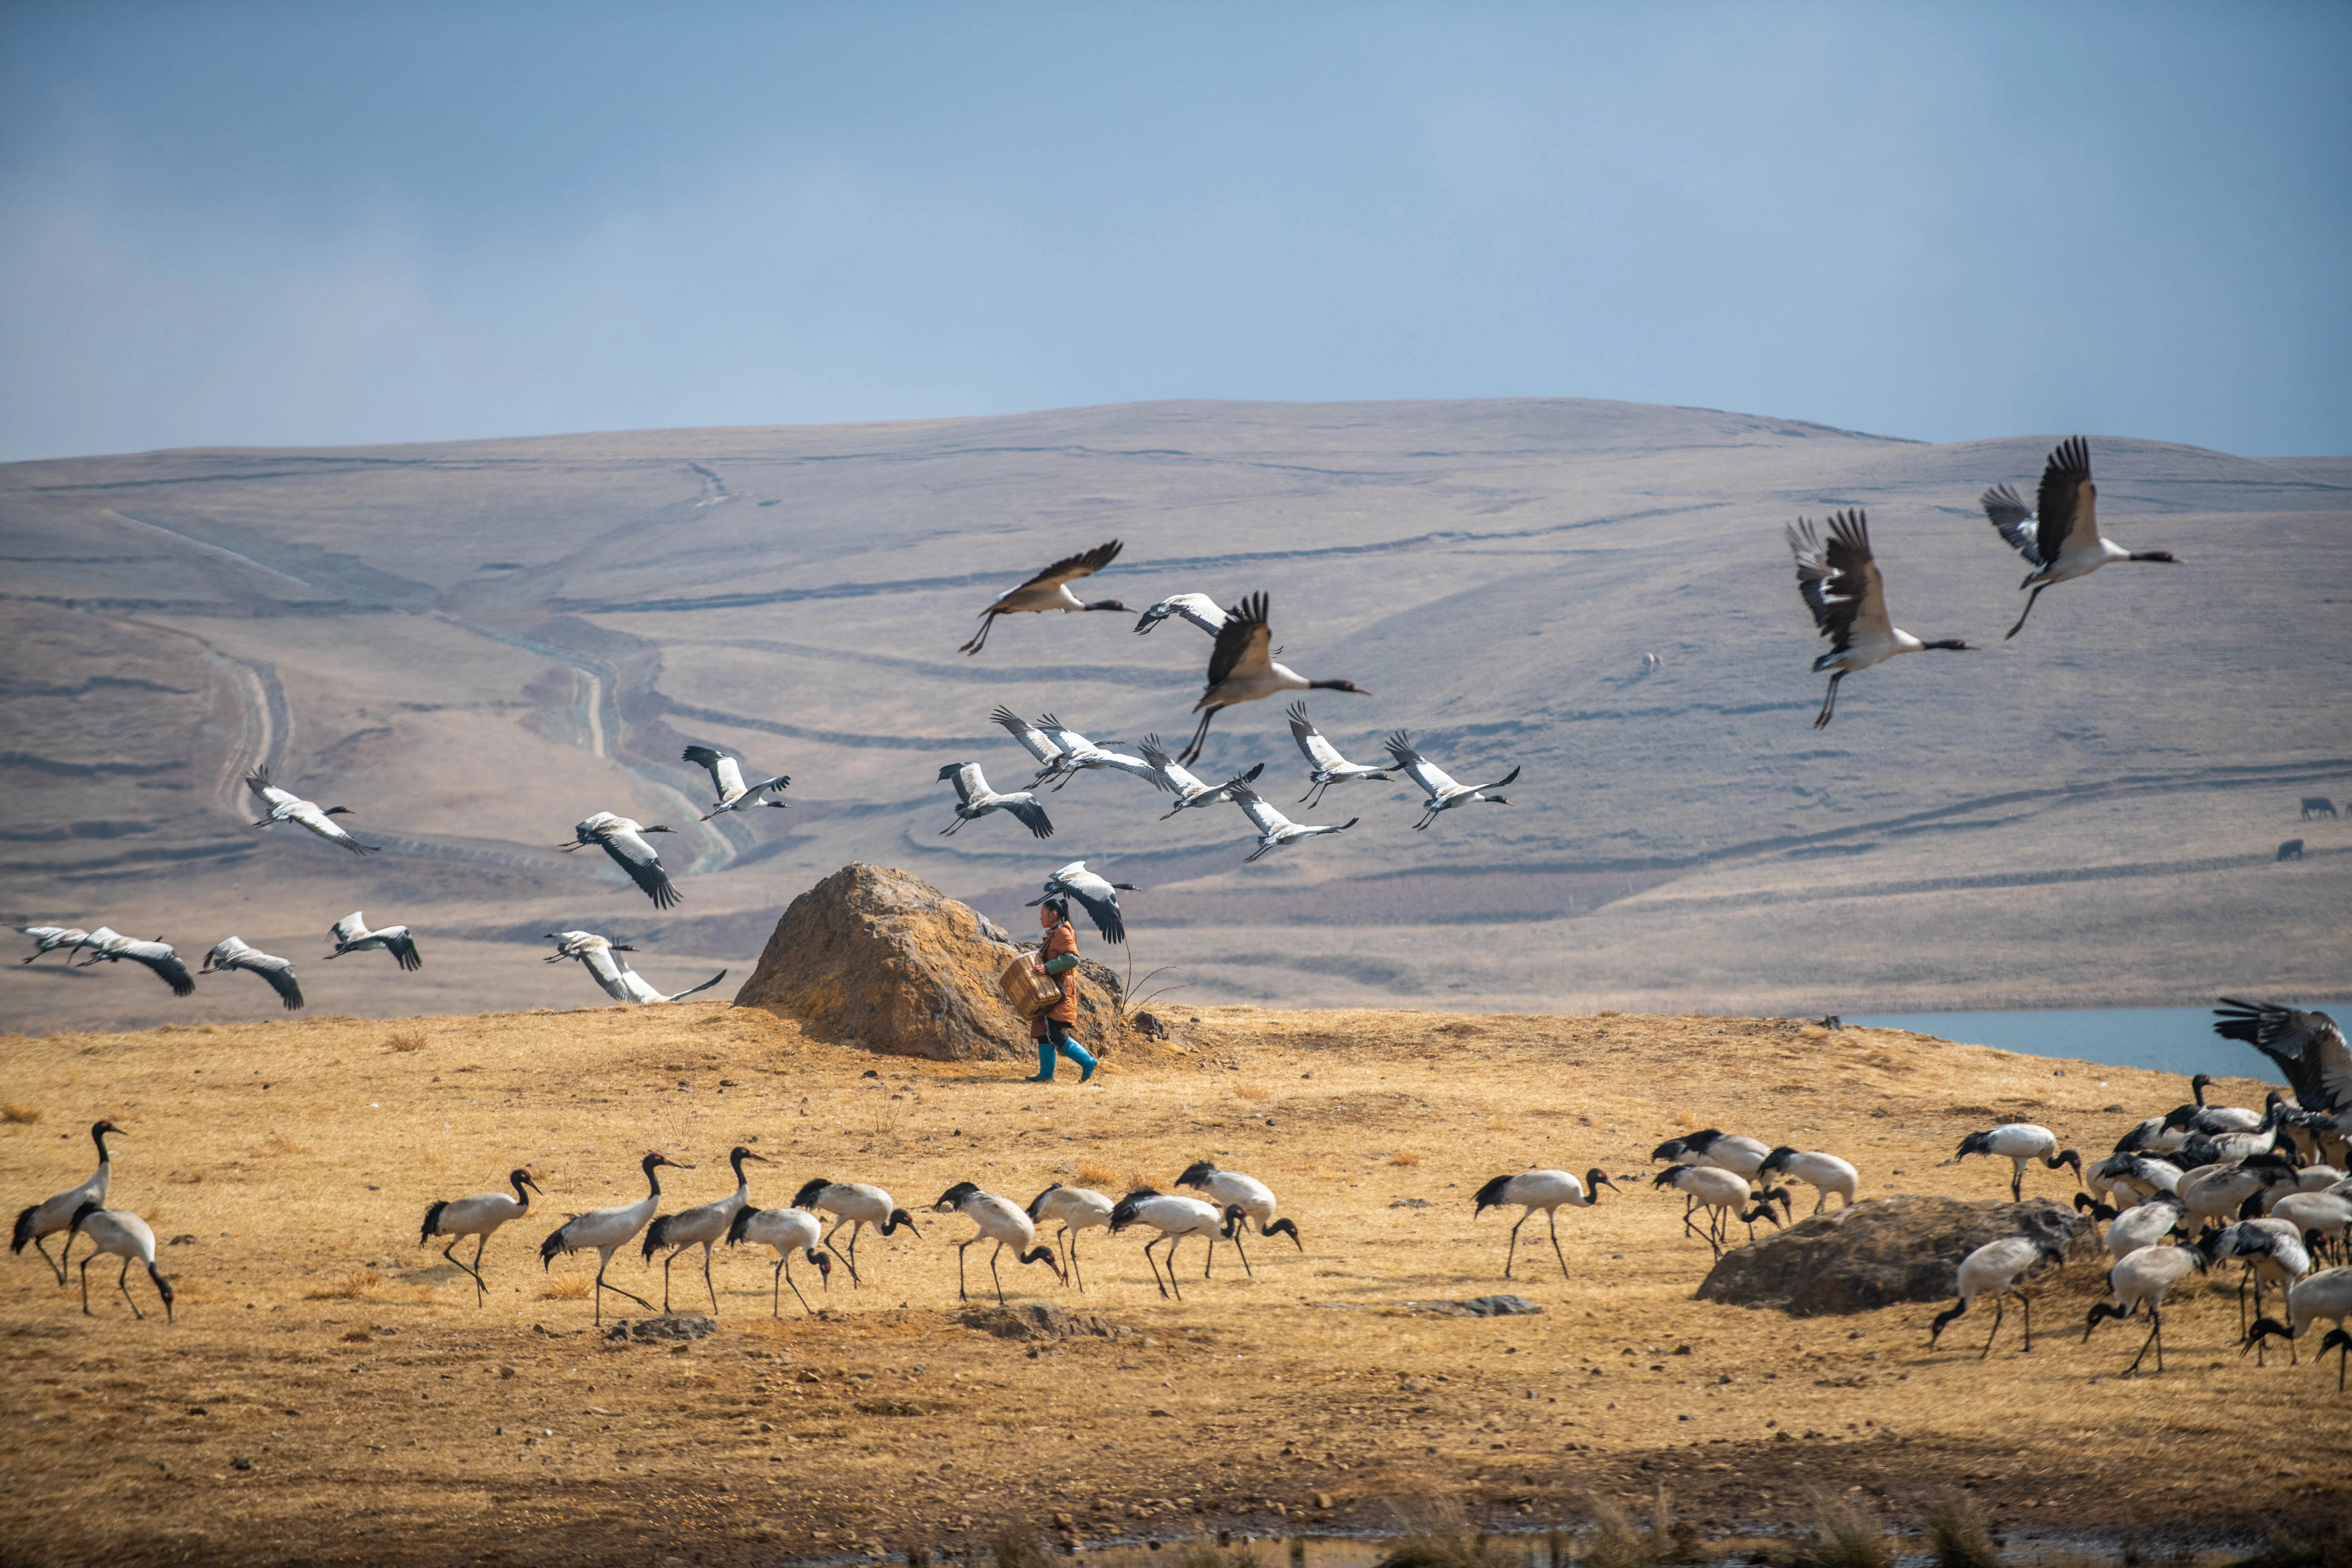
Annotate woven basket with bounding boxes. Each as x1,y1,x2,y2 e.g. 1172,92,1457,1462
997,952,1061,1018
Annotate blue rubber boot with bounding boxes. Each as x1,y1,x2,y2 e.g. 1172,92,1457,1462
1027,1037,1057,1082
1061,1037,1099,1083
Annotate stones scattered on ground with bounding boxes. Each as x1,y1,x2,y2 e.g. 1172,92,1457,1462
955,1302,1132,1341
606,1315,718,1344
1695,1195,2098,1314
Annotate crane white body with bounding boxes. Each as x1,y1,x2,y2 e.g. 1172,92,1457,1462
1982,437,2180,639
933,1182,1062,1304
791,1179,921,1286
1178,593,1367,765
1472,1167,1615,1280
1928,1232,2067,1356
1176,1161,1302,1275
13,1120,118,1283
937,762,1053,838
1108,1189,1239,1300
1757,1148,1859,1214
1030,715,1156,791
1226,781,1355,863
1653,1164,1783,1257
2103,1195,2188,1262
1136,736,1263,817
1383,732,1519,830
1285,701,1392,808
1788,510,1973,726
420,1168,541,1303
1025,1183,1114,1293
682,744,790,818
725,1203,832,1316
13,926,90,963
245,766,378,854
64,1203,172,1323
544,929,726,1005
1133,593,1227,636
539,1152,683,1323
325,911,422,971
960,540,1128,655
1954,1123,2081,1202
201,936,304,1011
74,931,195,996
563,812,682,909
2085,1244,2205,1375
2180,1158,2297,1231
2243,1266,2352,1391
642,1148,767,1313
1027,861,1137,945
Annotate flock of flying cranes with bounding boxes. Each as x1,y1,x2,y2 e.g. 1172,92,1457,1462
0,432,2210,1018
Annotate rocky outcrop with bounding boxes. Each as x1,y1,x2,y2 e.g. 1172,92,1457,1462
1694,1195,2098,1315
955,1303,1132,1341
733,863,1136,1061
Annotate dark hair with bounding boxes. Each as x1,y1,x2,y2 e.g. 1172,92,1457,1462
1042,898,1070,922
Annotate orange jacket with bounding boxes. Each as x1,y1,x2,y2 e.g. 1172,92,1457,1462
1032,920,1080,1035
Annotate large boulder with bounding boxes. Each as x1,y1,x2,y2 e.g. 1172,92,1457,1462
733,863,1136,1062
1693,1195,2099,1315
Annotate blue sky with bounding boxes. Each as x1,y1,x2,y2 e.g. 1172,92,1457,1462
3,2,2346,461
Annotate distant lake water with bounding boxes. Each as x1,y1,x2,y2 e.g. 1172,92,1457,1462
1842,1005,2344,1085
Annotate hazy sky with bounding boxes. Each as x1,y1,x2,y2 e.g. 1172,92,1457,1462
4,3,2347,462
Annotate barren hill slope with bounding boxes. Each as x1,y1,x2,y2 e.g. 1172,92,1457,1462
3,398,2346,1032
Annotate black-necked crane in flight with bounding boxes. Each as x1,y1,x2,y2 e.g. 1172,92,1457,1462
992,706,1070,784
1383,731,1518,831
2214,999,2350,1140
959,540,1129,655
13,926,90,964
1227,781,1356,863
936,763,1053,839
1287,702,1392,808
681,745,790,819
325,911,422,971
1178,593,1368,765
1983,436,2179,640
73,930,195,996
544,929,727,1005
1133,593,1227,637
1027,860,1138,945
1031,714,1157,791
1787,509,1973,728
201,936,304,1010
1135,735,1263,819
246,766,378,855
563,811,681,908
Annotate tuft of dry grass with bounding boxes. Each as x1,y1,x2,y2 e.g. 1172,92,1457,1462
340,1328,372,1343
1386,1149,1423,1167
1669,1106,1701,1130
1233,1081,1271,1102
989,1517,1052,1568
1919,1490,1999,1568
256,1132,311,1157
303,1268,383,1300
1788,1492,1889,1568
539,1276,591,1301
386,1031,427,1053
1,1102,41,1125
1074,1161,1118,1190
1122,1169,1159,1193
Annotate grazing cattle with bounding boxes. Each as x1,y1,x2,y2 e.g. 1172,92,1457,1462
2302,798,2338,820
2279,840,2305,862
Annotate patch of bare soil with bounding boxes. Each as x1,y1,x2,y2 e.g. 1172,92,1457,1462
0,1004,2342,1566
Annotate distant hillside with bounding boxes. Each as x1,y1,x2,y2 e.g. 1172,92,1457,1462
3,398,2346,1032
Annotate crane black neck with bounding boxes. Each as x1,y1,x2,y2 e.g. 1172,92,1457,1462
641,1154,665,1197
92,1122,113,1162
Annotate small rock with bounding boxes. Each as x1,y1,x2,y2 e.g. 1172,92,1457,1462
231,1457,253,1471
1314,1492,1332,1510
1388,1198,1432,1209
169,1235,198,1246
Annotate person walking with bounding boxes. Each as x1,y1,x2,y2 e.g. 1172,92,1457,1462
1027,898,1098,1084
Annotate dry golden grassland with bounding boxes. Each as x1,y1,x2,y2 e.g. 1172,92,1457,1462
1,1004,2344,1567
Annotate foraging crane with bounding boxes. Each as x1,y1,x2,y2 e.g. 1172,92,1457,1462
245,766,378,855
724,1202,833,1316
2179,1155,2298,1231
1982,436,2180,640
538,1151,686,1324
790,1178,921,1286
936,763,1053,839
73,931,195,996
1135,736,1263,819
934,1183,1064,1304
1472,1168,1617,1280
1286,702,1393,808
1024,1183,1114,1293
2170,1100,2297,1173
1787,510,1974,727
1649,1130,1772,1182
959,540,1129,655
993,706,1072,783
2242,1266,2352,1391
1652,1165,1785,1258
1227,781,1356,863
1133,593,1227,637
681,744,790,819
2198,1219,2311,1350
63,1202,172,1324
2084,1152,2184,1207
1383,732,1519,831
2085,1242,2206,1375
2213,998,2350,1135
1927,1231,2070,1357
200,937,304,1011
2097,1193,2189,1263
1176,593,1369,766
1756,1148,1859,1215
1031,715,1158,791
1027,861,1138,945
2269,1190,2352,1265
324,912,421,971
544,929,726,1005
13,926,90,964
12,1120,120,1283
419,1168,542,1304
562,812,681,909
1108,1188,1243,1301
642,1146,768,1313
1954,1124,2082,1202
1176,1161,1302,1276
